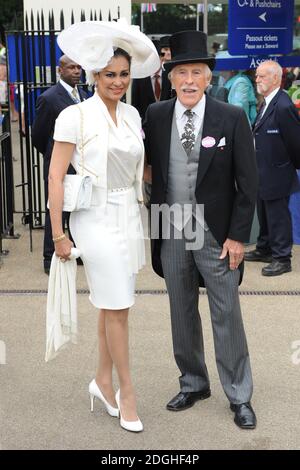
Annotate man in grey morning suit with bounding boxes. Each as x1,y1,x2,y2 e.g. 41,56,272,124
144,31,258,429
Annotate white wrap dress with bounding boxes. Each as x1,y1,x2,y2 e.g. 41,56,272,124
53,93,145,309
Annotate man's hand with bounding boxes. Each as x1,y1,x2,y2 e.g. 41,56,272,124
219,238,244,270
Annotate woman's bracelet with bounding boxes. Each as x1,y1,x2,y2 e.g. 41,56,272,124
52,234,66,243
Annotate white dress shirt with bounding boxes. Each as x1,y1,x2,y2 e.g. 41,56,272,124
262,87,280,117
175,94,206,139
171,94,207,232
59,78,80,102
105,104,144,190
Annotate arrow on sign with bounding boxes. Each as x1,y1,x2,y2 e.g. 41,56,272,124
259,12,267,22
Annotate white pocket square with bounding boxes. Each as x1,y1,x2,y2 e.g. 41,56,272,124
217,137,226,147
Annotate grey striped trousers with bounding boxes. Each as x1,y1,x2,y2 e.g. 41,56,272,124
160,227,253,404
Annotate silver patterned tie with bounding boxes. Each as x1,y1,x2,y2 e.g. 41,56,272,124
71,88,80,103
181,109,195,155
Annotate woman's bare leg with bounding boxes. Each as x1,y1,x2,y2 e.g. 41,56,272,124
95,309,117,407
105,308,138,421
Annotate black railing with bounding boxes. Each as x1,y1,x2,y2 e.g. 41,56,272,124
6,8,120,251
0,112,18,264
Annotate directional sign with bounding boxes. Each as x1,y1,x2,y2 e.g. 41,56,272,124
228,0,294,55
214,54,300,72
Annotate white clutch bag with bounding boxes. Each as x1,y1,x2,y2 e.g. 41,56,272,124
61,104,95,212
62,174,92,212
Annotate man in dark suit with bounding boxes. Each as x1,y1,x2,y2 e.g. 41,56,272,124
32,55,87,274
245,60,300,276
131,37,172,120
159,35,173,101
144,31,258,429
135,36,173,207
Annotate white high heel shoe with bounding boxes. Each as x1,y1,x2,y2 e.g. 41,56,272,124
115,389,143,432
88,379,119,417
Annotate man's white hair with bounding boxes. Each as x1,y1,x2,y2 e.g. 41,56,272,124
259,60,283,81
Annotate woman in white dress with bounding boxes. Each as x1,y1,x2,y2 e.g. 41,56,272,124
48,20,160,433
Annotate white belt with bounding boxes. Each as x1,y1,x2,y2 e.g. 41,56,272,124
90,186,134,206
108,186,132,193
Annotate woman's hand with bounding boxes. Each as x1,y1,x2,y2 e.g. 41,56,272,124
54,236,74,262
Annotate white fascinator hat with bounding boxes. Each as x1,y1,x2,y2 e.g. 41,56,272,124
57,18,161,84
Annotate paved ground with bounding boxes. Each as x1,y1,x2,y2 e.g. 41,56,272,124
0,122,300,450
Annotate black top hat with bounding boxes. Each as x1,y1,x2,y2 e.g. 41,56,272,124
159,35,171,48
152,39,161,53
163,30,215,73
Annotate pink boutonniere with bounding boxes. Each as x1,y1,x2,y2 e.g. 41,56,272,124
201,136,216,148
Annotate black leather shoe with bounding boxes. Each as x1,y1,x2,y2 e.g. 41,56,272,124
166,389,211,412
230,402,256,429
244,249,272,263
262,260,291,276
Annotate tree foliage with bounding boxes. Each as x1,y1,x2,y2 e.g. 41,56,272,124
132,3,227,35
0,0,24,40
132,4,200,34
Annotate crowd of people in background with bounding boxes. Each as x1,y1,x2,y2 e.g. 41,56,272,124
0,41,7,123
2,31,300,275
0,40,20,126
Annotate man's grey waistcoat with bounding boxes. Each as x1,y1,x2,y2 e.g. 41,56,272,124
166,111,206,230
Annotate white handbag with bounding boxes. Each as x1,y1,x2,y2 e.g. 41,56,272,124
62,104,93,212
62,174,92,212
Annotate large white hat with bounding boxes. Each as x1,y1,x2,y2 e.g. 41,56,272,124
57,18,160,79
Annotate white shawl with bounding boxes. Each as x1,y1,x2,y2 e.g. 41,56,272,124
45,248,80,362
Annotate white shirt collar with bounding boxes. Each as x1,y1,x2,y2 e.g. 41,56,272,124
59,78,77,95
175,94,206,120
265,87,280,107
